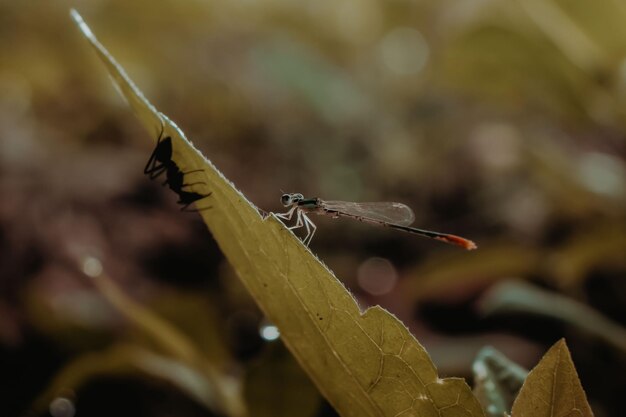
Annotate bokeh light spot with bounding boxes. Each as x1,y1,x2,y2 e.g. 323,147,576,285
469,122,522,171
378,27,429,75
82,256,103,278
259,323,280,341
357,257,398,296
49,397,75,417
577,152,625,198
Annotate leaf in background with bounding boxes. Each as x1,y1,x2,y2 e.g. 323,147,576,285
514,0,607,73
71,9,485,417
511,339,594,417
478,280,626,355
249,38,370,124
472,346,528,417
82,263,245,417
30,344,225,416
547,222,626,289
438,0,626,125
149,290,233,366
401,245,539,301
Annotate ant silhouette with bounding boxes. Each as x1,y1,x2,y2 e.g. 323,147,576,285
144,124,212,212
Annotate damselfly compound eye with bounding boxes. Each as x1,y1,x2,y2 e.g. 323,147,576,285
292,193,304,201
281,194,292,206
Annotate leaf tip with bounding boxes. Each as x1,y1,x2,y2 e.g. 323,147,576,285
69,8,93,39
552,337,568,351
512,337,594,417
69,8,82,24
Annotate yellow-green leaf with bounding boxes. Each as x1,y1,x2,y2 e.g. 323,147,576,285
479,280,626,355
30,344,228,415
402,245,540,301
82,264,245,417
245,342,321,417
511,339,594,417
472,346,528,417
70,10,485,417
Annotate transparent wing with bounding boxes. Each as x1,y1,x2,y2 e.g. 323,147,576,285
320,201,415,226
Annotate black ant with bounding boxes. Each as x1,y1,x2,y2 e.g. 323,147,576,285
144,124,212,212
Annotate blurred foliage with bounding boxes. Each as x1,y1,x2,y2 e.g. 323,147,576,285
479,280,626,354
0,0,624,416
472,346,528,417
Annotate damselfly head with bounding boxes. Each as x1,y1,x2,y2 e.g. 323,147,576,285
281,193,304,207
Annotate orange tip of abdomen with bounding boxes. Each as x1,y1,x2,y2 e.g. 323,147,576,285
437,234,478,250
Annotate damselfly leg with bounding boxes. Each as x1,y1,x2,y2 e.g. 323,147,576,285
275,205,317,245
274,206,297,222
302,212,317,245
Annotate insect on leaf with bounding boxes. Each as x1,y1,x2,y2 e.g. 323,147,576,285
70,9,485,417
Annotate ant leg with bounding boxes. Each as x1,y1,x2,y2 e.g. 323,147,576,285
147,164,168,181
146,159,168,178
183,169,205,175
156,117,165,141
181,204,213,212
179,193,212,212
167,169,205,185
144,122,167,175
162,178,205,187
181,181,207,189
144,154,158,175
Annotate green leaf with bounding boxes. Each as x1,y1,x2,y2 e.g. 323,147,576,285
549,223,626,289
149,290,233,366
402,245,540,301
70,9,485,417
478,280,626,354
472,347,528,417
30,344,229,415
511,339,594,417
83,268,246,417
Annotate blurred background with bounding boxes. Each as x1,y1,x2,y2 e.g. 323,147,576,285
1,0,625,416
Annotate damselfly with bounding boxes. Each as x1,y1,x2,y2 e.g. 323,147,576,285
275,193,477,250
